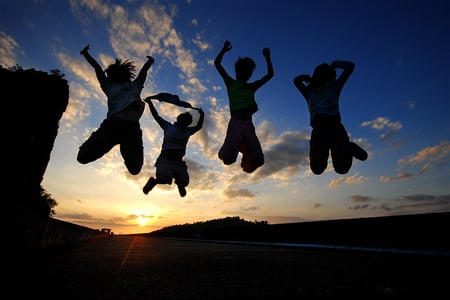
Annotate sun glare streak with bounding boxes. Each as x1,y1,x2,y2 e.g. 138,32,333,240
120,236,138,270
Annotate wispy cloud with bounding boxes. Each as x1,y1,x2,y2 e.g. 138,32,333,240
0,31,20,67
361,116,402,142
398,141,450,169
328,173,367,188
380,141,450,182
380,172,412,182
223,186,256,199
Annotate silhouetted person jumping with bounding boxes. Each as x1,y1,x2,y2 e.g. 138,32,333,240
293,60,367,175
214,40,274,173
142,95,204,197
77,45,154,175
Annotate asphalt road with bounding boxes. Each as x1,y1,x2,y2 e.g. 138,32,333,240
9,235,450,299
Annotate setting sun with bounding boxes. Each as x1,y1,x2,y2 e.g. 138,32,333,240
137,215,148,227
132,208,156,227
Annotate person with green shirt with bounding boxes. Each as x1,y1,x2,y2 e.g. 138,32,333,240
214,40,274,173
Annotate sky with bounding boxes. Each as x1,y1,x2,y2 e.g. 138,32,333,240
1,0,449,235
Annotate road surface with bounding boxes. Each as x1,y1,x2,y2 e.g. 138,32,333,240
9,235,450,299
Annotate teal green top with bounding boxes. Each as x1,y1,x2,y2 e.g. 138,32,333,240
225,77,258,114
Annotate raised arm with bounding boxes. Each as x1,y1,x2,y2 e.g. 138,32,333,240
135,55,154,86
80,45,107,84
191,108,205,133
331,60,355,87
293,74,312,100
146,99,164,128
257,47,274,86
214,40,232,79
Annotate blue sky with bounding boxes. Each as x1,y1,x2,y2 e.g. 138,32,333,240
1,0,449,234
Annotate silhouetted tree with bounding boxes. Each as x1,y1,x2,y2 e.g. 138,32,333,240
39,186,58,217
149,216,269,240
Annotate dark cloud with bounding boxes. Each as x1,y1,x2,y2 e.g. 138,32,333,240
256,131,309,178
186,158,220,190
223,186,255,199
348,204,371,210
57,212,97,221
380,172,412,182
351,195,372,202
347,194,450,214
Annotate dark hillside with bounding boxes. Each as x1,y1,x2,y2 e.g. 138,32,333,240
147,212,450,251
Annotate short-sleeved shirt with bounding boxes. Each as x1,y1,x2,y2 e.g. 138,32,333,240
306,80,342,124
102,80,144,118
160,119,197,158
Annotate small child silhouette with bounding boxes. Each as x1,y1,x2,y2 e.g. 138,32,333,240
77,45,154,175
142,95,204,197
293,60,367,175
214,40,274,173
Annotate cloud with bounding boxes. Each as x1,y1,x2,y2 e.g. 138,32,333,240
383,194,450,214
351,195,372,202
380,141,450,182
58,212,98,221
379,172,412,182
72,0,200,84
0,31,20,67
241,205,260,212
400,194,446,202
69,0,111,22
185,158,220,191
348,203,371,210
255,129,310,180
223,186,256,199
397,141,450,169
192,33,211,51
348,193,450,215
348,195,374,210
361,116,402,142
328,173,367,188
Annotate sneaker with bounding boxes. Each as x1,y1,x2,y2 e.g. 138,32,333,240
350,142,368,161
178,186,187,197
143,177,157,195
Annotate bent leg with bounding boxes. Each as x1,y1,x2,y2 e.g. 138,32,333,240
309,128,329,175
173,161,189,188
240,122,264,173
120,122,144,175
77,120,116,164
350,142,368,161
331,124,352,174
155,156,174,184
219,118,244,165
173,161,189,197
143,177,157,195
331,142,352,174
